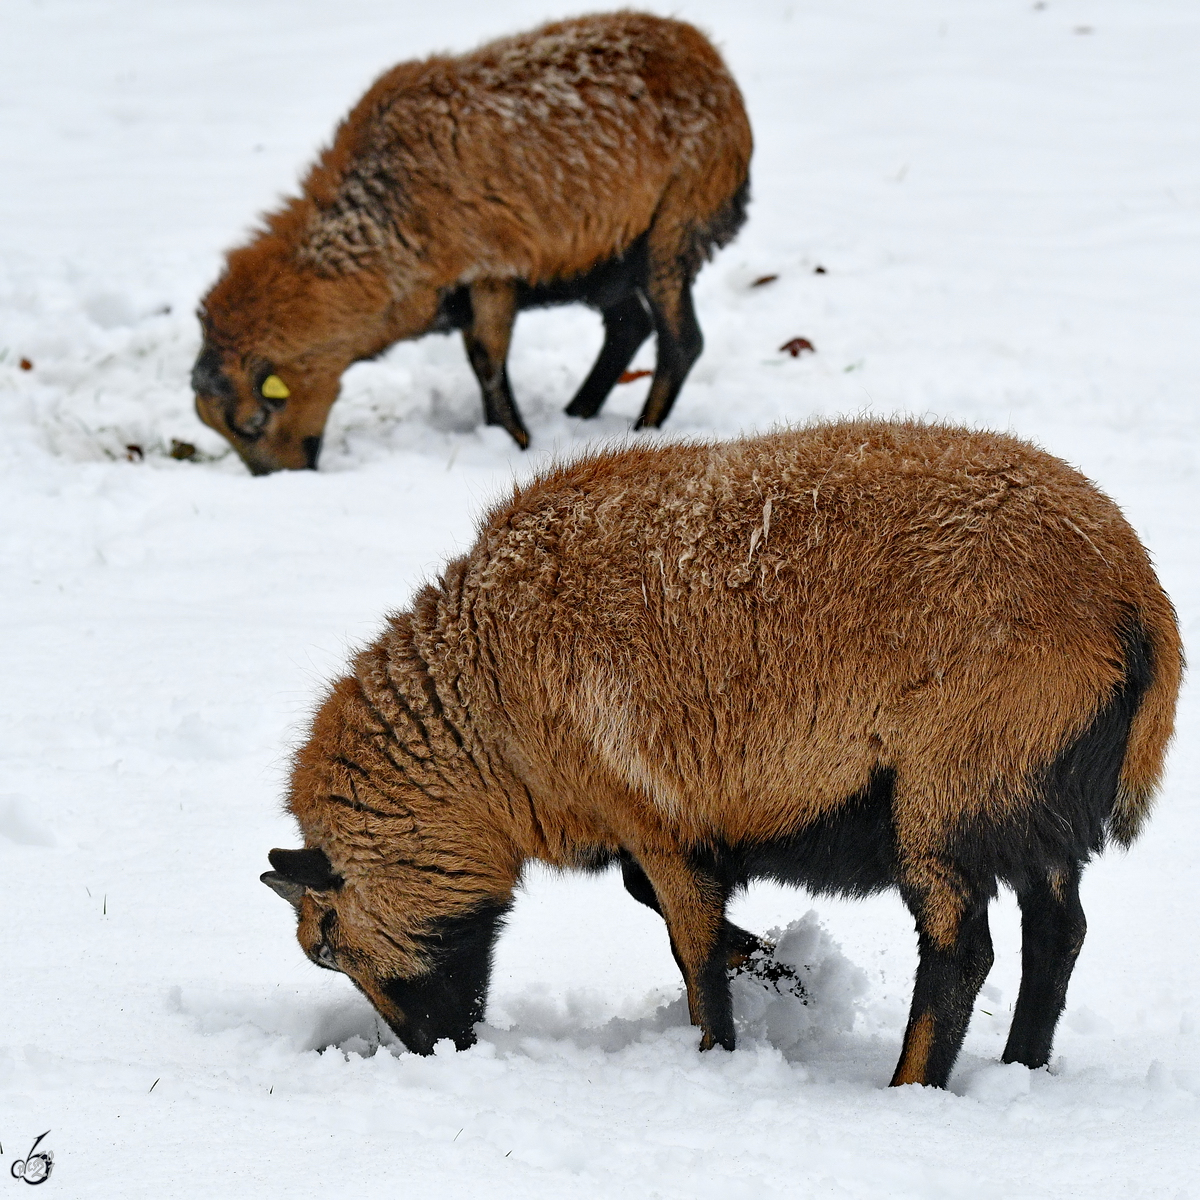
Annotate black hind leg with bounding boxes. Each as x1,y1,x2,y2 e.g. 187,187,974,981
635,274,703,430
1003,863,1086,1069
619,851,768,970
892,861,995,1087
565,294,654,419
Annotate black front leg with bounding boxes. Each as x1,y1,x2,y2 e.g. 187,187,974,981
619,851,768,976
462,342,529,449
623,848,735,1050
462,280,529,449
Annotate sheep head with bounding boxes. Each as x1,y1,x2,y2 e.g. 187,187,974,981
262,845,509,1055
193,224,393,475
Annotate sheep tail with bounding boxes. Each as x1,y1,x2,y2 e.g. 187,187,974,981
1111,602,1184,847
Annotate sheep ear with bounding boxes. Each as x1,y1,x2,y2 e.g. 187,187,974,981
261,374,289,399
267,847,344,891
261,871,305,908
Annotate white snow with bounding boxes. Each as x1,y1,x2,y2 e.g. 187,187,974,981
2,0,1198,1196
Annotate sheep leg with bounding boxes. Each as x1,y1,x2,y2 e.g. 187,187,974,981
462,280,530,449
1002,863,1086,1069
564,294,654,419
636,269,703,430
892,867,994,1087
633,851,735,1050
618,851,769,970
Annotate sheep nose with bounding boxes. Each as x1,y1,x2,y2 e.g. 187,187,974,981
302,436,322,470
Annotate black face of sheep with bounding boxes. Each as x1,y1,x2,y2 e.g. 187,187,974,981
373,904,509,1054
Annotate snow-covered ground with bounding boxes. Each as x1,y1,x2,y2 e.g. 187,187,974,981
2,0,1198,1195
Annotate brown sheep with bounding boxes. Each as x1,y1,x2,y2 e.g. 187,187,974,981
192,13,752,475
261,420,1182,1086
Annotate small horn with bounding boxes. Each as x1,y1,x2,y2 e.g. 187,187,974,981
267,847,344,892
261,870,305,908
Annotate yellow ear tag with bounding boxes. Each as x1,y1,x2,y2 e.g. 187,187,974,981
261,374,290,400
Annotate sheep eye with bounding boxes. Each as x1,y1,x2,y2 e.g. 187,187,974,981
260,373,290,401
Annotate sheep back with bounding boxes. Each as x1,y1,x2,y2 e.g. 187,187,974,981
246,13,750,293
405,420,1180,863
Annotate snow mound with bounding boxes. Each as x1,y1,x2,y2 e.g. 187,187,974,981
733,911,868,1058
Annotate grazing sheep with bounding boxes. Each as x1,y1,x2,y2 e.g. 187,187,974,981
261,420,1182,1086
193,13,752,474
